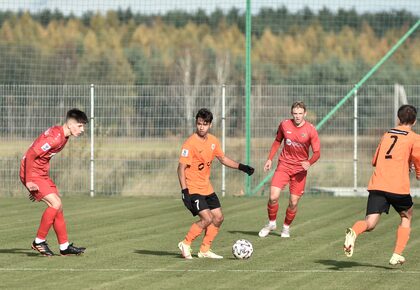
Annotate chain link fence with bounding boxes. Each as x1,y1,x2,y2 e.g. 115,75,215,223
1,84,419,197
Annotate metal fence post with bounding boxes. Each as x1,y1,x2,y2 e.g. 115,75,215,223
353,86,358,193
90,84,95,197
221,84,226,197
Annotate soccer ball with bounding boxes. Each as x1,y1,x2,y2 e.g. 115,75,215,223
232,239,253,259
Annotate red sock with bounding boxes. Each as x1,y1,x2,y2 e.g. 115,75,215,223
284,208,297,226
53,210,68,244
36,207,59,240
267,202,279,222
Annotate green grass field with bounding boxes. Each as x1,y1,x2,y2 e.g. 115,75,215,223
0,196,419,290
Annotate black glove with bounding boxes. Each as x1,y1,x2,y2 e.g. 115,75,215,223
28,193,36,202
239,163,255,176
181,188,193,211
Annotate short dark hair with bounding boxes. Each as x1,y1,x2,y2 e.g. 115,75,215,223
398,105,417,125
291,101,306,112
66,108,88,124
196,108,213,123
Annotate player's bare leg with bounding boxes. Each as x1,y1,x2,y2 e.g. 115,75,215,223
259,186,281,238
344,213,380,257
281,194,301,238
179,209,213,259
390,207,412,265
198,208,224,259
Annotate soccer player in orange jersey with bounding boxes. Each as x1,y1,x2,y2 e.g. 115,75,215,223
259,101,320,238
344,105,420,265
177,108,254,259
20,109,88,256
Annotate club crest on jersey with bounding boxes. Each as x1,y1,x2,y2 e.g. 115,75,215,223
41,143,51,152
211,144,216,150
181,149,189,157
301,133,307,138
285,139,292,146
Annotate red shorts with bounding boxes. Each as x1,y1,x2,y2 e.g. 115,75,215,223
20,176,59,202
271,163,307,196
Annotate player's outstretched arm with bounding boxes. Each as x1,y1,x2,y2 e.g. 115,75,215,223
216,156,254,176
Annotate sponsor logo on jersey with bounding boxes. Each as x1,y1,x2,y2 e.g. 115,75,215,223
287,131,292,134
211,144,216,150
181,149,189,157
285,138,306,148
41,143,51,152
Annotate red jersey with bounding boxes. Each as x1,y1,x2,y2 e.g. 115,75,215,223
269,119,321,171
20,126,68,181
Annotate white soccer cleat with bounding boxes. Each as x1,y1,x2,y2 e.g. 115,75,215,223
389,253,406,265
197,249,223,259
258,223,277,238
178,241,193,260
344,228,357,257
280,225,290,238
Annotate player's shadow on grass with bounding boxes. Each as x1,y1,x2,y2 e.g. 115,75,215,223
0,248,39,257
315,259,394,270
228,230,281,237
134,249,182,258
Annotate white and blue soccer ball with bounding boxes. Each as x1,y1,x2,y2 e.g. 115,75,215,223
232,239,253,259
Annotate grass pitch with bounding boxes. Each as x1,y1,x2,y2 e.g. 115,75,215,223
0,196,419,289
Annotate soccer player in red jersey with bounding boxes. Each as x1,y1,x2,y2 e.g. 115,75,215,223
20,109,88,256
259,101,321,238
177,108,254,259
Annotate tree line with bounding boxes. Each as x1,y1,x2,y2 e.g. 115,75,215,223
0,8,418,85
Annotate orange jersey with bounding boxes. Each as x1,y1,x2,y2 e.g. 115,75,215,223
179,133,224,195
368,126,420,194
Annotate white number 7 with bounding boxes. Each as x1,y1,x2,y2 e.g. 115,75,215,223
195,200,200,210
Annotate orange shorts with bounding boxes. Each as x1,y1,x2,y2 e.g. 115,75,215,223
271,164,307,196
20,176,59,202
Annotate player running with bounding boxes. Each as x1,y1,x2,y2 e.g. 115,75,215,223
20,109,88,256
177,108,254,259
259,101,320,238
344,105,420,265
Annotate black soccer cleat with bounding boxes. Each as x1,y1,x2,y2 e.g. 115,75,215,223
60,243,86,256
32,240,55,256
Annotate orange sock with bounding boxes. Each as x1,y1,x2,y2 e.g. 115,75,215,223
352,220,368,236
183,223,203,246
200,224,220,253
394,226,410,255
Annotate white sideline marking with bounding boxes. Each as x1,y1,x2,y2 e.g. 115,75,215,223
0,268,419,274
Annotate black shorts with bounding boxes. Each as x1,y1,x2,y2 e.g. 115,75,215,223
366,190,413,215
186,193,221,216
